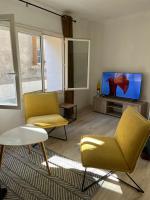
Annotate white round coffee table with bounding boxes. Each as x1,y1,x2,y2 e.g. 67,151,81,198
0,125,50,175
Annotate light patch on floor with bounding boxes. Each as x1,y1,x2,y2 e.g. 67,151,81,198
100,180,123,194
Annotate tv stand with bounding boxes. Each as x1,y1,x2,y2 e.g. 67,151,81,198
93,95,148,118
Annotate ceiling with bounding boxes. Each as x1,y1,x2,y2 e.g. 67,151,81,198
29,0,150,21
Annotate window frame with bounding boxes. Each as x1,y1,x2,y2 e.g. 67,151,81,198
17,31,64,94
0,14,21,109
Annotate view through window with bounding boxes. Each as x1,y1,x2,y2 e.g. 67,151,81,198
0,24,18,106
18,33,42,93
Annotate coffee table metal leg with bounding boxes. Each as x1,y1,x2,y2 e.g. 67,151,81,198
0,145,4,168
40,142,50,175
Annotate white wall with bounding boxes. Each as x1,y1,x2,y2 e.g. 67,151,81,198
89,23,104,103
0,0,91,133
90,11,150,105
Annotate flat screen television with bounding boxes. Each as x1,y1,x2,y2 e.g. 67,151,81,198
101,72,142,100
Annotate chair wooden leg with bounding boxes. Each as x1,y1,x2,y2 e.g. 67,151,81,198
0,145,4,168
40,142,51,175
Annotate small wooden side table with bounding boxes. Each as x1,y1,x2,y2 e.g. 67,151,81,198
60,103,77,123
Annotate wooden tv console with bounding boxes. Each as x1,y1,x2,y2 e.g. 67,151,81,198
93,95,149,118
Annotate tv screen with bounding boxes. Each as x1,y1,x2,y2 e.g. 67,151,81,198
101,72,142,100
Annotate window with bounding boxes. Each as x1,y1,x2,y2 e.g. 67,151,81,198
18,33,63,93
18,32,42,93
0,14,20,108
65,38,90,90
0,14,90,109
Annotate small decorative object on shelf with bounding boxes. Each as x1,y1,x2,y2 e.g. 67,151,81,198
96,81,101,96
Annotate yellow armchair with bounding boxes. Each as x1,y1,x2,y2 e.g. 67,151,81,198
23,92,69,140
80,107,150,192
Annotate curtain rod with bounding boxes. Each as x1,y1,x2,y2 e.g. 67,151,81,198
18,0,76,22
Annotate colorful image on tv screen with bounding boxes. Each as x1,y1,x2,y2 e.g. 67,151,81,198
101,72,142,100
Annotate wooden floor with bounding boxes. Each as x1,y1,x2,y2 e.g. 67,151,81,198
46,107,150,200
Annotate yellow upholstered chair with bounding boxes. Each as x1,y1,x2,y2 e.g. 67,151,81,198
23,92,69,140
80,107,150,192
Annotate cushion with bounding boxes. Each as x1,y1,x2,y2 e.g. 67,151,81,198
80,135,129,172
27,114,68,128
